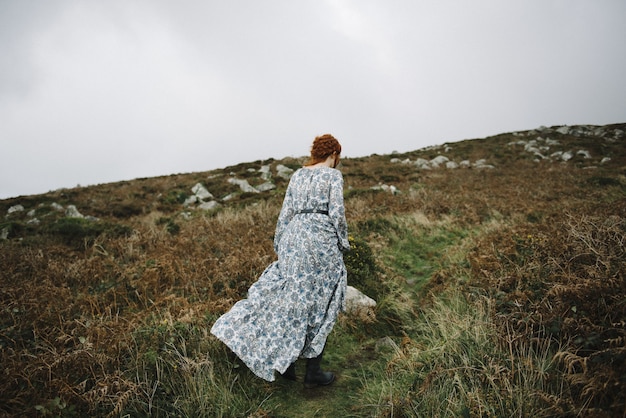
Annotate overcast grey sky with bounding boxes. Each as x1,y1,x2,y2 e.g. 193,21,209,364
1,1,625,199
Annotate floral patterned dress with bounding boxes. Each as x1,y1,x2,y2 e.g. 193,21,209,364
210,166,350,381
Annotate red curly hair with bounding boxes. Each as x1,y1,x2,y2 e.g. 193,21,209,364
305,134,342,166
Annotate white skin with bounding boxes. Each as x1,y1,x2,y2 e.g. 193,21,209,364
305,153,340,169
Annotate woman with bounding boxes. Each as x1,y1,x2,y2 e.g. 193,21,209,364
210,134,350,387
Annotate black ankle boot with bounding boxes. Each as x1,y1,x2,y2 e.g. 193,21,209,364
304,352,335,388
280,362,297,381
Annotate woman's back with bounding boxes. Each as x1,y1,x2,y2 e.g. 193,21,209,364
274,166,349,254
288,167,338,211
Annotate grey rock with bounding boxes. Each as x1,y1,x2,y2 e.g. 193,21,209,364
430,155,449,167
7,205,24,214
228,178,260,193
256,182,276,192
191,183,213,200
65,205,84,218
198,201,220,211
345,285,377,315
276,164,294,180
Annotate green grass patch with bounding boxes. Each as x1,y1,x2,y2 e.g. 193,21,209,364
371,215,469,294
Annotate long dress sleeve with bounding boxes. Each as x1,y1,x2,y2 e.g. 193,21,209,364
329,171,350,251
274,181,295,253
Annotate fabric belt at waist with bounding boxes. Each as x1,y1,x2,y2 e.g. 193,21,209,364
295,209,329,216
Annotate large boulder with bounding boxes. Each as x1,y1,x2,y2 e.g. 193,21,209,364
7,204,24,215
430,155,449,167
276,164,294,180
345,285,376,316
65,205,84,218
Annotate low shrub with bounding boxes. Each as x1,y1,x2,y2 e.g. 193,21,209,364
45,217,132,247
344,235,382,298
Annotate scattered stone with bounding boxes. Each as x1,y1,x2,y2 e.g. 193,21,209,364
505,133,611,165
371,184,399,194
421,144,443,152
1,227,8,240
554,125,604,138
601,157,611,164
403,155,493,170
51,202,64,212
509,134,610,165
525,144,543,155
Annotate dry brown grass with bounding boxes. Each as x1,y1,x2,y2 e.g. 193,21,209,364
1,123,624,416
0,195,283,415
467,203,626,415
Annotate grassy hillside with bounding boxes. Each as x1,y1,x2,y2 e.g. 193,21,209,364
1,124,625,417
